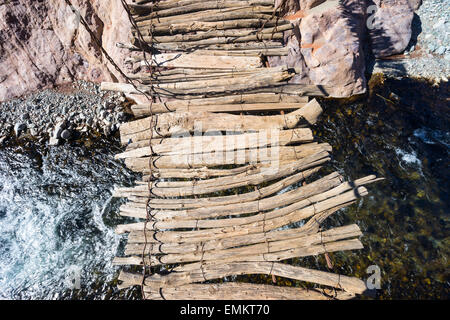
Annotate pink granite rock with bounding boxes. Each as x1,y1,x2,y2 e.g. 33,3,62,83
367,0,415,58
0,0,131,102
270,0,367,98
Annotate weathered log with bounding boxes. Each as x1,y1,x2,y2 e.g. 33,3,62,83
147,40,284,51
110,82,329,99
135,32,284,47
129,93,308,116
101,67,294,97
104,66,293,96
130,167,320,210
128,67,301,85
136,8,275,27
143,283,355,300
122,69,293,92
114,151,329,198
126,52,262,69
126,203,348,245
115,128,313,159
118,261,368,294
115,186,369,236
118,177,376,231
132,102,308,115
191,47,290,56
119,172,343,220
118,99,322,143
124,224,362,255
130,0,275,15
127,69,266,83
134,3,275,21
114,237,363,267
139,18,290,36
113,152,329,197
122,144,330,171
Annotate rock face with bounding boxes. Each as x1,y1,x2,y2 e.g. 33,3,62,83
367,0,415,58
268,0,417,97
0,0,131,102
0,0,417,101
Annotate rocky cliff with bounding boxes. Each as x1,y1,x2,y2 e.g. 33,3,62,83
0,0,418,101
0,0,130,102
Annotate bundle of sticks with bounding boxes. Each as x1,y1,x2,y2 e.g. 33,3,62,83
102,0,381,300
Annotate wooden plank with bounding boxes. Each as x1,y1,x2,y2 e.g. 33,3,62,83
143,283,355,300
118,262,368,294
128,93,309,116
127,52,263,69
118,99,322,143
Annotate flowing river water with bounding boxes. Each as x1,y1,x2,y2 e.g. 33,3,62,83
0,77,448,299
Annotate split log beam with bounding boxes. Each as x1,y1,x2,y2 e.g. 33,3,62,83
133,3,276,21
129,93,309,116
136,8,275,27
125,52,263,69
134,32,285,47
137,24,293,43
115,128,313,159
121,144,330,171
118,262,368,294
118,99,322,143
119,172,344,220
115,186,369,236
143,283,355,300
123,224,362,255
139,19,291,35
126,204,349,245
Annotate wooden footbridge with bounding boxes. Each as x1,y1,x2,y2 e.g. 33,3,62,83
101,0,381,300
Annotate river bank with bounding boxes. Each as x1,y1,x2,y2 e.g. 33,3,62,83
371,0,450,81
0,81,130,147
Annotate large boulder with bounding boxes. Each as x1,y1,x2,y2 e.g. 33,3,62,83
367,0,415,58
0,0,131,102
0,0,418,101
270,0,367,98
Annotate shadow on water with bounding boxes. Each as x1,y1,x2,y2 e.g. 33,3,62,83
228,77,448,300
310,76,449,299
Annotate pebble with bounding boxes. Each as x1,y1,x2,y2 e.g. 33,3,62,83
53,121,66,139
14,123,26,136
436,46,446,55
30,128,39,136
48,137,60,146
60,129,72,140
0,81,126,146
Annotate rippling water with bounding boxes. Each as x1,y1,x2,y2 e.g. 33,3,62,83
0,78,448,300
0,140,139,299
